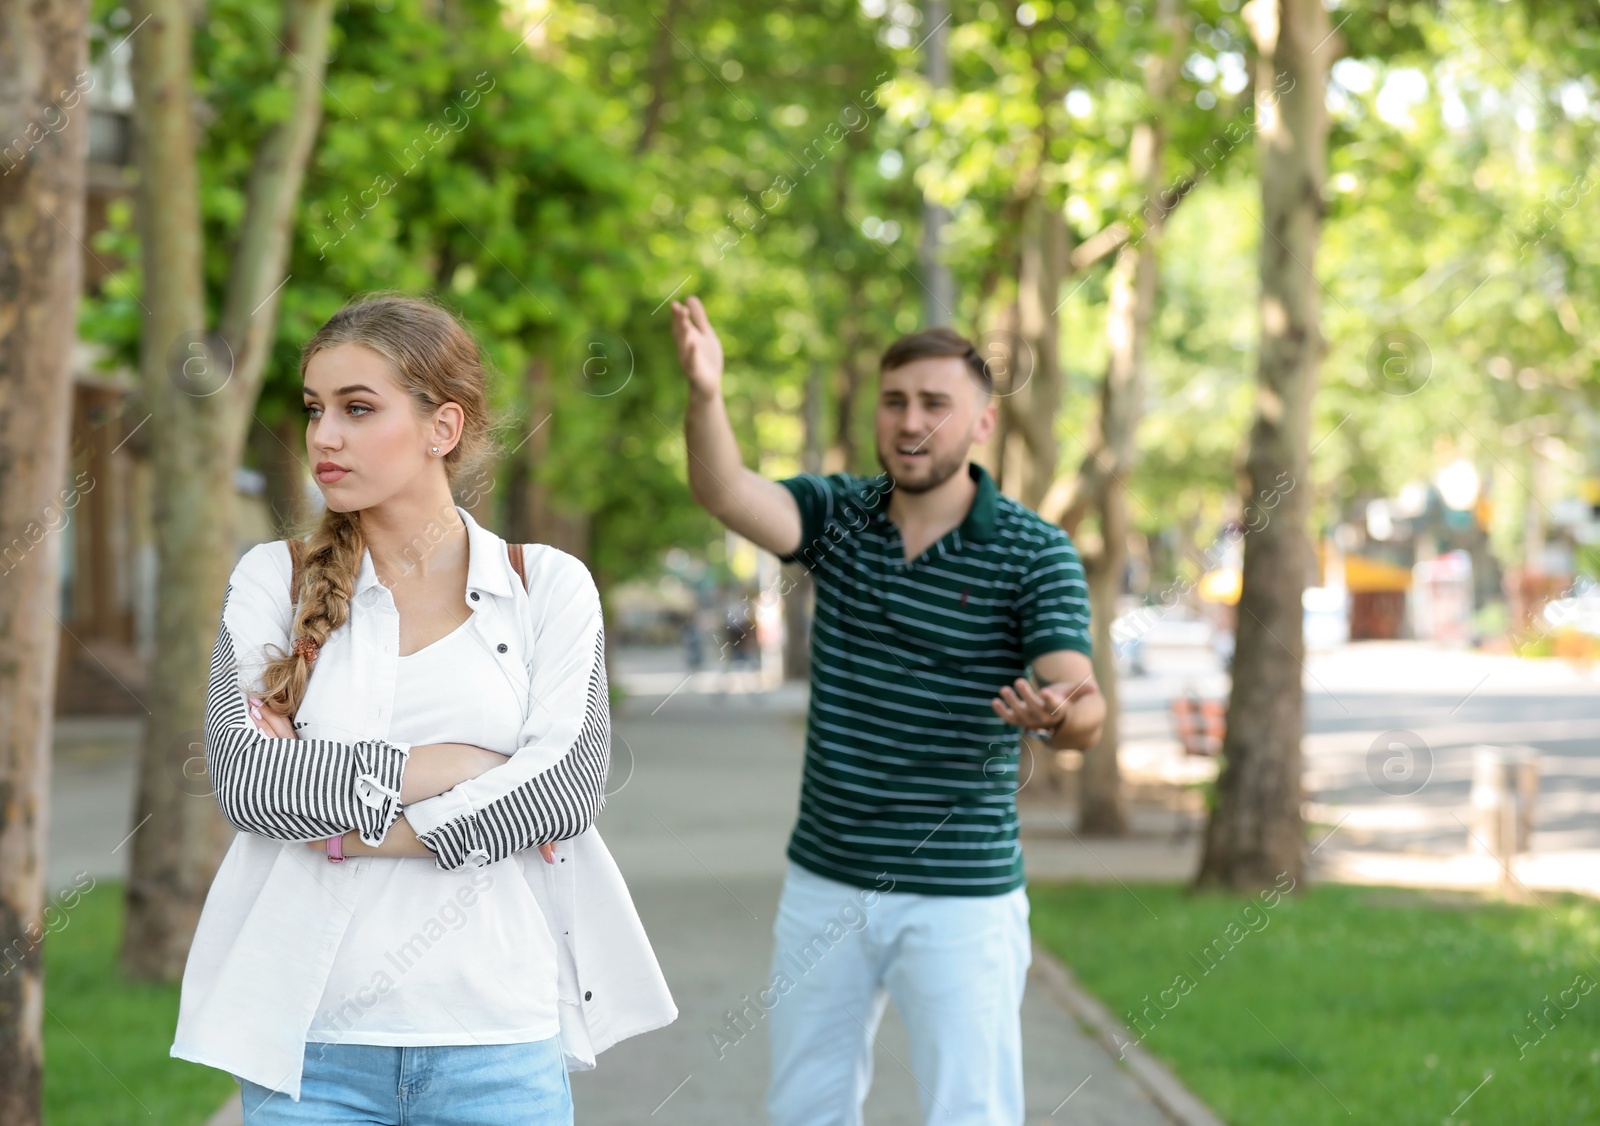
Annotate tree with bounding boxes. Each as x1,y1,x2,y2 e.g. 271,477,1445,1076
1058,0,1190,834
121,0,335,979
999,23,1070,514
0,1,90,1116
86,0,698,618
557,0,909,625
923,1,1195,813
917,0,954,324
1195,0,1334,891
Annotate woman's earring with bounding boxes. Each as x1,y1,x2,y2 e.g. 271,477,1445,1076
431,446,440,455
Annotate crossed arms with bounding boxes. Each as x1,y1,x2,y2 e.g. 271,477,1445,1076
204,542,610,870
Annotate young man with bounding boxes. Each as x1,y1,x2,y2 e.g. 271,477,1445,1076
671,296,1104,1126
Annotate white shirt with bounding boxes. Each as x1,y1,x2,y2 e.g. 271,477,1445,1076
305,617,559,1045
170,507,676,1100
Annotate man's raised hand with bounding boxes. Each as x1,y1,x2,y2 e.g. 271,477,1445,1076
672,292,804,557
670,295,724,399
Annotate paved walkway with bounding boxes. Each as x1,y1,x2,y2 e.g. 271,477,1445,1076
64,686,1179,1126
567,689,1172,1125
67,638,1596,1123
1011,642,1600,898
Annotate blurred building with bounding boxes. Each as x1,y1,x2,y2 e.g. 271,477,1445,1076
1332,459,1513,645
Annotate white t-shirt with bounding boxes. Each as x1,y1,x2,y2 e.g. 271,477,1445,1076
305,616,561,1045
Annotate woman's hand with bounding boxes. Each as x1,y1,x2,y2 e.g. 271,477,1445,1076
248,696,296,739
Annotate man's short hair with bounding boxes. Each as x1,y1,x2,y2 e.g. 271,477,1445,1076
879,327,993,394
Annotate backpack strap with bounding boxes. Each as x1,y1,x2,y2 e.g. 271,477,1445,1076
287,538,304,609
507,542,526,589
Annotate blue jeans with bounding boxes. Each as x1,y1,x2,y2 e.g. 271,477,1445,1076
239,1037,572,1125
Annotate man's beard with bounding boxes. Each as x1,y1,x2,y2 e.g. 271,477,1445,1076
876,443,967,494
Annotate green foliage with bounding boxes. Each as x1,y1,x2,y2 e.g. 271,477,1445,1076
561,0,914,478
84,0,702,588
79,0,1600,590
1312,1,1600,570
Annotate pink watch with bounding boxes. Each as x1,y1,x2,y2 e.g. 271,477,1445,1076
325,834,345,863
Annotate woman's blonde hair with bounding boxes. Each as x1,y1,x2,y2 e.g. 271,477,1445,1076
258,293,500,716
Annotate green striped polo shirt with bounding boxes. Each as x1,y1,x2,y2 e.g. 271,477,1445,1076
775,462,1092,897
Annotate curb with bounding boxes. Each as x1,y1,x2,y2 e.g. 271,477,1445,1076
1031,941,1228,1126
205,1089,241,1126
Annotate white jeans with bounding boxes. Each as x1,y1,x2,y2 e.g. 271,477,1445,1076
765,862,1031,1126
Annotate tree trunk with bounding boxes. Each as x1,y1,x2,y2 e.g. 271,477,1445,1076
517,356,555,542
510,355,592,557
1011,196,1067,511
0,3,90,1119
1076,0,1187,835
502,366,535,545
1079,501,1127,827
1010,195,1072,800
1194,0,1331,892
254,412,310,537
917,0,954,324
782,363,825,680
121,0,335,980
1036,217,1194,531
827,310,864,475
633,0,681,155
215,0,334,410
976,301,1015,485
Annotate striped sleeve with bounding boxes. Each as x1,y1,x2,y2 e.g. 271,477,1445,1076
775,472,886,569
204,543,409,846
404,548,610,871
1018,527,1094,662
773,473,835,566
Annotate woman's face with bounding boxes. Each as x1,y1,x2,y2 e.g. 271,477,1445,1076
302,343,457,513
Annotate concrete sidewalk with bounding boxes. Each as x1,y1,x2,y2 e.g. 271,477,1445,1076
568,689,1179,1125
184,687,1191,1126
59,681,1209,1119
55,639,1600,1122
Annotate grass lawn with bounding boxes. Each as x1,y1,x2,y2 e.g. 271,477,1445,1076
1030,882,1600,1126
44,879,236,1126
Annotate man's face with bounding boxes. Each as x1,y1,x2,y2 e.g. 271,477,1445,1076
873,356,995,494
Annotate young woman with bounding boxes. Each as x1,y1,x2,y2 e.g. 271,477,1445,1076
170,295,675,1124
